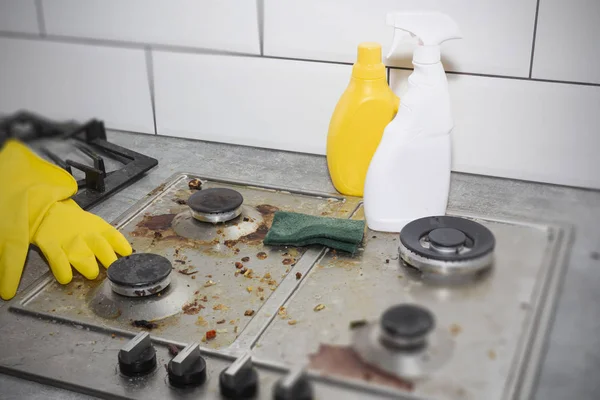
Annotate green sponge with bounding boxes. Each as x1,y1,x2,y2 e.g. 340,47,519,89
263,211,365,254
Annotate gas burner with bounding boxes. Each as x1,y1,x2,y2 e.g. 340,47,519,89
351,304,453,379
399,216,495,282
188,188,244,223
107,253,172,297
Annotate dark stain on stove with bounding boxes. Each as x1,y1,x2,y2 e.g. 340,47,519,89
139,214,177,231
173,198,187,205
147,183,167,197
167,344,180,356
308,344,414,392
132,319,158,330
182,299,205,315
177,269,198,275
148,285,163,294
591,251,599,260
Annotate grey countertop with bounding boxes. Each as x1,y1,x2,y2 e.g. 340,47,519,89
1,130,599,399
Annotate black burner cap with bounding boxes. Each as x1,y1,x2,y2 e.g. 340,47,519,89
400,216,495,261
381,304,435,339
428,227,466,248
188,188,243,214
107,253,172,287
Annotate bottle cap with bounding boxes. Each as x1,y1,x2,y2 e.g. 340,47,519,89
352,42,386,80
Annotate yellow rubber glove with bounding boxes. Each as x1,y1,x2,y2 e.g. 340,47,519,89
32,199,132,284
0,140,77,300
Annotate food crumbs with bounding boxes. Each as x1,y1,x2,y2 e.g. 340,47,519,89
260,296,265,301
234,271,240,277
246,286,253,293
263,272,271,279
67,291,73,295
295,272,302,280
282,258,294,265
188,179,202,190
278,306,287,319
217,319,226,324
111,333,116,338
213,304,229,311
196,316,208,326
205,330,216,340
243,269,254,278
488,350,497,360
234,326,239,334
235,262,244,269
314,304,325,312
217,329,227,333
256,252,268,260
241,256,250,262
204,280,216,287
449,323,462,336
385,259,390,264
244,309,255,316
288,320,297,326
191,275,196,279
229,320,236,325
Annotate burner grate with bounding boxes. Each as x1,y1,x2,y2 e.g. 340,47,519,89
0,111,158,210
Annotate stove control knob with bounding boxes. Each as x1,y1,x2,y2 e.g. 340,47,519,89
273,367,313,400
380,304,435,349
219,352,259,398
118,332,157,376
167,343,207,387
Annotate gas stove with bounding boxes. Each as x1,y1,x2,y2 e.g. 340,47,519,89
1,173,572,399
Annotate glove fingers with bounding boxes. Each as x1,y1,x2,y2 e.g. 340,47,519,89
38,240,73,285
102,227,133,257
85,233,117,268
0,240,28,300
64,236,99,280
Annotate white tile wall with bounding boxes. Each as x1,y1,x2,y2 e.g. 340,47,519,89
42,0,261,54
0,0,39,34
0,37,154,133
153,52,350,154
264,0,537,77
533,0,600,84
391,70,600,188
1,1,599,189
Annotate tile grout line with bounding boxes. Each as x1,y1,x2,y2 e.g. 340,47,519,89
144,47,158,135
256,0,265,56
1,29,599,88
389,66,600,87
528,0,542,78
34,0,46,36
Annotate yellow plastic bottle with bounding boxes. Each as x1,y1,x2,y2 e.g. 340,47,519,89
327,42,399,196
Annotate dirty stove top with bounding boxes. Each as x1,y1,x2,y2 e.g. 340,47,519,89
3,173,572,400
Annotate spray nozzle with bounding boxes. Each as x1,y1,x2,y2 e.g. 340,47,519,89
386,11,462,62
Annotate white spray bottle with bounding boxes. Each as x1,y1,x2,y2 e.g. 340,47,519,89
363,11,462,232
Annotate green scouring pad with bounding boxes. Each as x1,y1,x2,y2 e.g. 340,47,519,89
263,211,365,254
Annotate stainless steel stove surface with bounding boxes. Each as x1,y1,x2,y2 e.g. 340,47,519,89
3,173,571,400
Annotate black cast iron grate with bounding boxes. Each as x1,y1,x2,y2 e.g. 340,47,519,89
0,111,158,210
